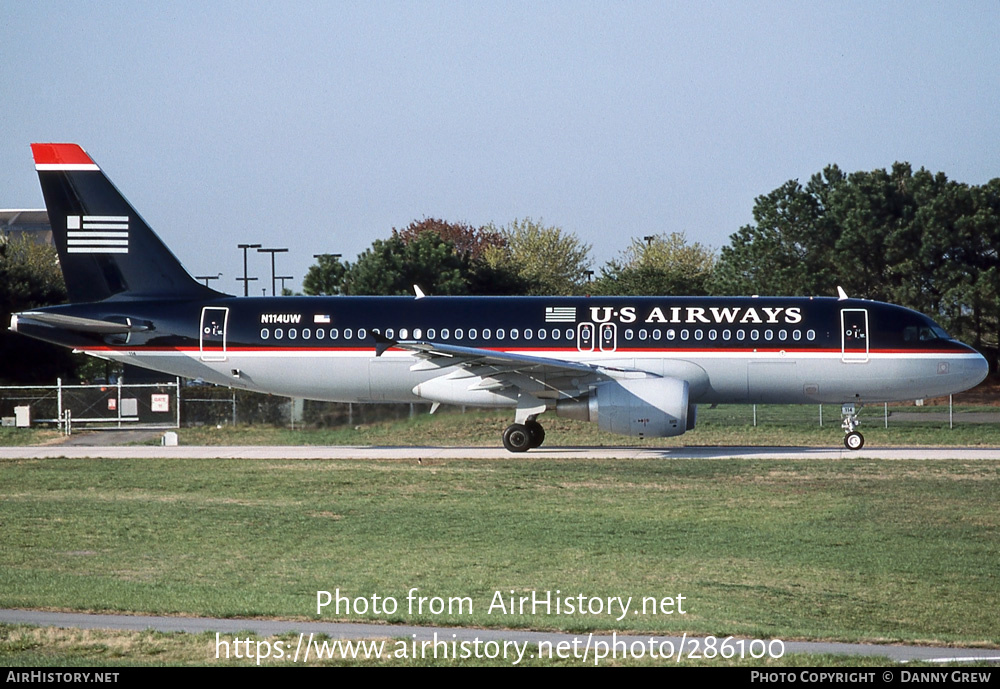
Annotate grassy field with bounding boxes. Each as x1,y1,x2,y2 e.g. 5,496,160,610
3,407,998,665
2,455,998,665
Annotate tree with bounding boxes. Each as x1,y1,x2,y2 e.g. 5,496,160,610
393,218,529,295
393,218,505,261
303,219,533,296
591,232,716,296
343,233,471,296
302,253,348,296
711,163,1000,367
710,166,846,297
482,218,593,295
0,235,79,383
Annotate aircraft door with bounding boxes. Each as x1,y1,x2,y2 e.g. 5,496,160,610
841,308,869,363
599,322,618,352
200,307,229,362
578,322,595,352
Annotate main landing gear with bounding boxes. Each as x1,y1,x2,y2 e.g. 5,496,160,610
502,420,545,453
841,403,864,450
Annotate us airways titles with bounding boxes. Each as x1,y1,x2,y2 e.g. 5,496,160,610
586,305,803,325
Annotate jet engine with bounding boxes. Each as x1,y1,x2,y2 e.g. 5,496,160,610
556,377,692,438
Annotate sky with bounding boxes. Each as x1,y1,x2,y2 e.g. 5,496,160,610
3,1,999,295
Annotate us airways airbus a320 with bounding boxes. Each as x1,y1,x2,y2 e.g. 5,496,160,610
10,144,989,451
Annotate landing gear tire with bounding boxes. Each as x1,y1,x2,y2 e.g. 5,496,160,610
503,424,532,453
525,420,545,448
844,431,865,450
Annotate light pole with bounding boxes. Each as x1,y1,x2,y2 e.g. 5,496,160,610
257,247,288,296
237,243,261,296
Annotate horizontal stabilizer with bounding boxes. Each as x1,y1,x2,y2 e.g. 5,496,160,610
11,311,150,335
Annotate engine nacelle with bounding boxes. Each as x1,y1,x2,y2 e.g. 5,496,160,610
556,377,692,438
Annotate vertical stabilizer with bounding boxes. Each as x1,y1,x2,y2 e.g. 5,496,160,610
31,143,221,303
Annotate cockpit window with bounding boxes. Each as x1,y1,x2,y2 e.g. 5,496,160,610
904,325,950,342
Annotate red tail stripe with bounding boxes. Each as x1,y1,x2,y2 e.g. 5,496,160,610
30,143,94,166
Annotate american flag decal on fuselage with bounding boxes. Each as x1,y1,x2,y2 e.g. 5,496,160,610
545,306,576,322
66,215,129,254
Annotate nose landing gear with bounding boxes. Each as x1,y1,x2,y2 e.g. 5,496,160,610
841,403,864,450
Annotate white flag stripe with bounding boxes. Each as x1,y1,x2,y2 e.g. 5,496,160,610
82,216,128,222
81,223,128,230
68,239,129,246
67,247,129,254
68,232,129,238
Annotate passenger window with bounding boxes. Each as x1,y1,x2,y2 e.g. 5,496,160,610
807,330,816,341
385,328,394,339
260,328,269,340
288,329,297,340
625,329,634,341
667,329,676,341
344,328,352,339
427,328,436,338
454,328,463,339
441,328,450,339
414,328,422,339
496,329,505,340
510,328,518,339
358,328,367,339
694,329,703,340
523,328,532,339
399,328,409,339
275,328,284,339
482,328,491,339
565,329,574,340
330,328,339,339
680,329,689,340
653,329,661,340
316,328,324,340
302,328,311,339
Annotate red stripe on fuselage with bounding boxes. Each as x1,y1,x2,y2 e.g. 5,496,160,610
74,345,966,356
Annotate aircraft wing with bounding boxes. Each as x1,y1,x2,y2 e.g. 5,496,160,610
376,335,651,403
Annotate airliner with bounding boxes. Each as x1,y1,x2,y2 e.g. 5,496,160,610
10,143,989,451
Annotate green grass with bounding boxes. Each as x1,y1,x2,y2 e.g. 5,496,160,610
2,457,997,649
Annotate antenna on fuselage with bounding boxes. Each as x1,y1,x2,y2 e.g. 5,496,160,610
837,286,849,301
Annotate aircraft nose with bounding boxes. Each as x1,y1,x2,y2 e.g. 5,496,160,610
958,347,990,391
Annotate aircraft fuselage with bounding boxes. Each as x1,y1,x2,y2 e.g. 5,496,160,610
13,294,987,408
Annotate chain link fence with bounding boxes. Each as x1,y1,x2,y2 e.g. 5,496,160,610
1,380,994,432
